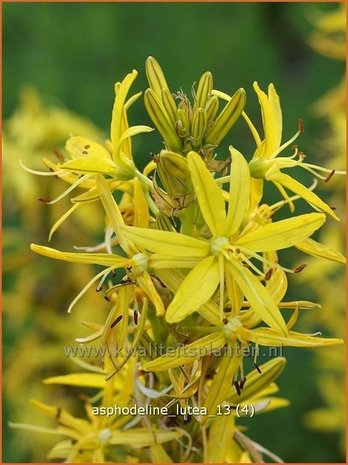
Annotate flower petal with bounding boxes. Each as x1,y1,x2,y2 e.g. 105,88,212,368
268,169,339,220
30,244,130,267
165,256,220,323
253,82,282,159
121,225,209,257
204,348,241,417
235,213,326,252
225,257,288,336
225,147,250,236
296,237,346,263
243,327,344,347
143,332,226,371
187,151,227,236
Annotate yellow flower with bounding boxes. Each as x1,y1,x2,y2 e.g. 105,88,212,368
122,150,326,335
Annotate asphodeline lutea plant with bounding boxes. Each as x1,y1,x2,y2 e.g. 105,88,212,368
14,57,345,463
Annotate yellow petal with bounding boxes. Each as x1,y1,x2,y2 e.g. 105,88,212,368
187,151,227,236
268,169,339,220
150,444,173,463
154,268,221,326
296,237,346,263
143,332,226,371
226,147,250,236
225,257,288,336
165,256,220,323
110,428,182,447
44,373,105,388
137,271,165,316
111,70,138,160
204,348,241,417
65,136,111,160
235,213,326,252
30,244,130,267
207,416,235,463
253,82,282,159
60,155,117,175
121,225,209,257
244,327,344,347
133,178,150,228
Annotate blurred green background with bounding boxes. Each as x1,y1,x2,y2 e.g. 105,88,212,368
3,2,345,463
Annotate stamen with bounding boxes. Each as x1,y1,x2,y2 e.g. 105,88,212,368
134,310,139,325
67,266,116,313
110,315,123,328
53,150,65,162
264,268,273,281
293,264,307,273
325,170,336,183
271,129,301,159
19,159,68,177
234,380,241,396
253,362,262,374
40,174,91,205
298,118,304,133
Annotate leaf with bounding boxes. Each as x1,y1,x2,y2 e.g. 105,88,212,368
228,357,286,404
121,225,209,257
225,257,288,336
296,237,346,263
235,213,326,252
187,151,227,236
226,147,250,235
165,256,220,323
143,332,226,371
244,327,344,347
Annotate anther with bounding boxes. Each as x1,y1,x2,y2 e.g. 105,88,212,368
293,264,307,273
84,145,90,149
234,381,241,396
111,315,123,328
134,310,139,325
96,286,103,292
53,149,65,162
82,150,88,155
240,377,247,390
222,318,228,325
253,362,262,374
264,268,273,281
38,197,50,203
298,118,304,133
55,407,62,420
324,170,335,183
